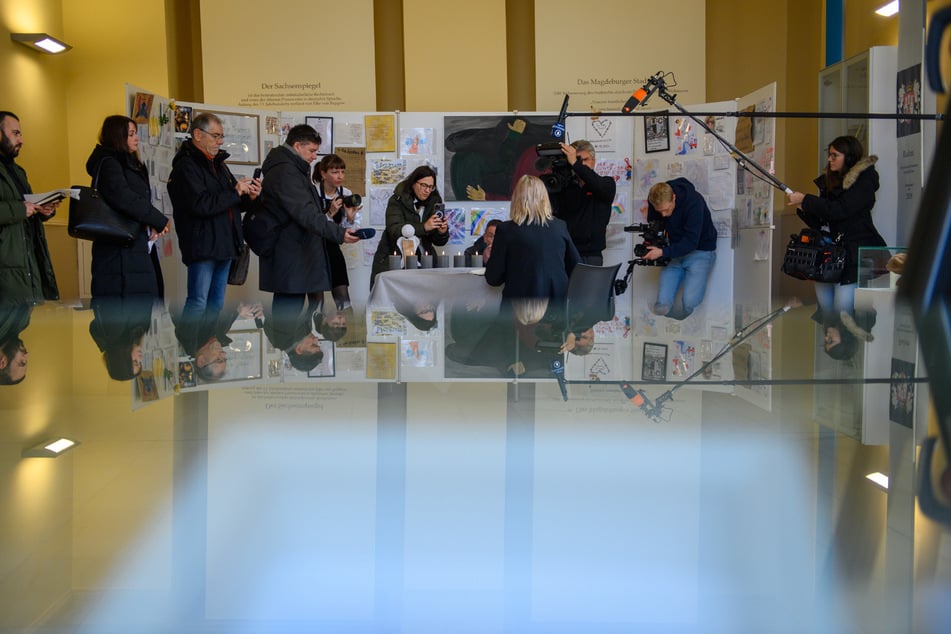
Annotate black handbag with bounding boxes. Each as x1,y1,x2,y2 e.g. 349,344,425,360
228,243,250,285
68,158,140,246
781,228,847,283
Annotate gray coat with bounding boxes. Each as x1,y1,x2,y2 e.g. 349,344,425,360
258,145,346,294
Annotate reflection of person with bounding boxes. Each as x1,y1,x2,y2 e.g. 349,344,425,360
0,111,60,304
88,296,153,381
313,154,362,312
645,177,718,320
85,115,170,299
168,112,260,329
464,218,500,262
550,140,616,265
259,125,358,329
370,166,449,288
485,175,580,305
175,302,263,382
786,136,886,317
261,304,325,372
813,306,876,361
0,302,32,385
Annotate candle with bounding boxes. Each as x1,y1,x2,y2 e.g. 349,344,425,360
405,255,418,270
470,253,483,268
388,252,403,271
419,252,433,268
436,254,450,268
453,252,466,268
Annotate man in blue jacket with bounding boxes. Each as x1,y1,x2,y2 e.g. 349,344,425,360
645,178,718,319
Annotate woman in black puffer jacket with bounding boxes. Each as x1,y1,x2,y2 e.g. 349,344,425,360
85,115,169,299
787,135,886,319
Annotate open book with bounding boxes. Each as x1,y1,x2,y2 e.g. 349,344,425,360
24,189,80,206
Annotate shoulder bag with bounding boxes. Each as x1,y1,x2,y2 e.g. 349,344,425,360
68,158,140,246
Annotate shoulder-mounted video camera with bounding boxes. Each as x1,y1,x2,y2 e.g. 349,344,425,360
625,221,670,266
534,142,574,193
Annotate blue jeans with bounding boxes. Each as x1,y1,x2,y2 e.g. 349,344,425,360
814,281,856,318
652,249,716,320
182,259,231,324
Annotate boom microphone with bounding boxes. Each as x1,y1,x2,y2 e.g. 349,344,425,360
621,73,662,113
551,94,570,139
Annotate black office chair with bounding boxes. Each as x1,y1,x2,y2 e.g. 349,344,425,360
535,262,622,353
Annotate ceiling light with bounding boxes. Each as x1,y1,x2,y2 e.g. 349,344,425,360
865,471,889,490
10,33,72,54
22,437,80,458
875,1,899,17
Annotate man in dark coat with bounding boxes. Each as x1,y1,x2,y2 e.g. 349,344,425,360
549,139,616,265
167,112,260,326
258,124,358,322
0,111,60,304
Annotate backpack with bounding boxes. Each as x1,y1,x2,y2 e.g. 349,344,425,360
242,208,285,257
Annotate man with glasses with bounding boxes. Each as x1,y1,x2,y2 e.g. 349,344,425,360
168,112,261,330
550,139,616,265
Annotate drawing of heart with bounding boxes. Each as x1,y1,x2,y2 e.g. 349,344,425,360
591,119,612,137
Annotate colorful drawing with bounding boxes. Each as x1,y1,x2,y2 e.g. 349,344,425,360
470,208,508,236
445,207,467,244
370,158,406,185
400,128,435,155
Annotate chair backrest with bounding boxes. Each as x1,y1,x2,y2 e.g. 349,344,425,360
565,262,622,331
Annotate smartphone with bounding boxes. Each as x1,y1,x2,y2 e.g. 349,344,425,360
252,167,263,180
433,203,445,220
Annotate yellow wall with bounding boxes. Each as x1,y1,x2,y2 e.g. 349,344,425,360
403,0,509,111
200,0,377,111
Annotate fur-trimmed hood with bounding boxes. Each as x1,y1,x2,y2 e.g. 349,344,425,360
842,155,877,190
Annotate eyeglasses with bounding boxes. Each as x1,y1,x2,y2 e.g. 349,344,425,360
416,182,435,192
200,129,225,141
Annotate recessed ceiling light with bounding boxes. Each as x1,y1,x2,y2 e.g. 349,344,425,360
875,1,899,17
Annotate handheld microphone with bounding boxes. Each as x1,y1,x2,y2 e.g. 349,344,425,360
621,73,662,113
551,94,569,139
551,359,568,401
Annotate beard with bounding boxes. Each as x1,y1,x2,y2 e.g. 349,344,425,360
0,134,19,159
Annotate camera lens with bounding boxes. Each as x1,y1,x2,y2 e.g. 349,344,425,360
634,244,648,257
340,194,362,207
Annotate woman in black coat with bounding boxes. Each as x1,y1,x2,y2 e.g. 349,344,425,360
85,115,169,299
787,135,886,317
370,165,449,289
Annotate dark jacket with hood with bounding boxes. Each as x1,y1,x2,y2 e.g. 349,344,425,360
647,177,718,259
167,141,251,265
550,159,616,258
85,145,168,299
0,156,59,303
799,156,887,285
258,144,346,294
370,181,449,288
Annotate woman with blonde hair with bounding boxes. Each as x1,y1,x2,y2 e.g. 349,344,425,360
485,175,580,304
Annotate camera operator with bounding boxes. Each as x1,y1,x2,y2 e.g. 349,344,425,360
645,178,718,320
550,140,616,265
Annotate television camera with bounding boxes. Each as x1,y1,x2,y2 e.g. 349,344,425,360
534,142,574,193
626,221,670,266
613,221,670,296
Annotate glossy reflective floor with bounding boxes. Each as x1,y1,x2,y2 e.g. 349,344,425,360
2,296,951,634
